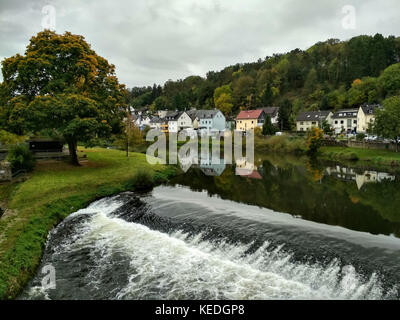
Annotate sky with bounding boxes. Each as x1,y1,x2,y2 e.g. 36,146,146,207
0,0,399,88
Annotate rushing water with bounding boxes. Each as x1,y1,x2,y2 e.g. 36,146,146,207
22,157,400,300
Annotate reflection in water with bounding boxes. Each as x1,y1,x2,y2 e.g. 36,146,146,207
172,155,400,238
325,166,396,190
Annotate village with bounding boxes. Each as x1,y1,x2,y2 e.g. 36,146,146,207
130,103,382,139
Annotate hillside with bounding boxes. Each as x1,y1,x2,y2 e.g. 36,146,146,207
128,34,400,121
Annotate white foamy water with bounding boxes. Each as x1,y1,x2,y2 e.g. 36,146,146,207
25,194,397,300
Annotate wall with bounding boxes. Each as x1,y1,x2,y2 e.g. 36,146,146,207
0,161,12,182
347,140,399,151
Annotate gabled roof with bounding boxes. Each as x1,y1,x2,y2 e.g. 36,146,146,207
186,109,222,120
360,104,382,115
261,107,279,117
150,116,161,123
236,109,264,120
296,110,331,122
332,109,358,119
165,111,181,121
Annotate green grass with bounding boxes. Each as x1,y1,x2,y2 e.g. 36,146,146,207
0,148,176,299
319,146,400,167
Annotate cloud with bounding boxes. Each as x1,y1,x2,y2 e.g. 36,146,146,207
0,0,399,87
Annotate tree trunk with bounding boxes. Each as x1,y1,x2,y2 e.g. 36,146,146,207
67,140,80,166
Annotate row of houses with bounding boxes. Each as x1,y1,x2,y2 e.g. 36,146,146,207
132,109,227,134
296,104,382,134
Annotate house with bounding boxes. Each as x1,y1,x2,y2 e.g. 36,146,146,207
261,107,280,125
177,111,193,131
165,111,181,133
188,110,226,134
357,104,382,133
235,110,265,132
296,111,332,132
332,109,358,134
149,116,162,130
157,110,169,119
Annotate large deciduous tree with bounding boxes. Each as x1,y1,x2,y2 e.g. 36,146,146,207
1,30,127,165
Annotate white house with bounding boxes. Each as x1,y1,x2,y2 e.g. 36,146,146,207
332,109,358,134
149,116,162,130
195,109,226,134
261,107,280,125
177,112,193,131
357,104,382,133
165,111,181,133
296,111,332,132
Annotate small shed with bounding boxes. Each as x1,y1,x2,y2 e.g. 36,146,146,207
28,139,64,153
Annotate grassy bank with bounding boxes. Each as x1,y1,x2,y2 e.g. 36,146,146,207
254,135,307,154
319,146,400,168
0,148,176,299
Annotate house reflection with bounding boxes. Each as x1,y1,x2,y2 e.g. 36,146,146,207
235,157,262,179
325,165,395,190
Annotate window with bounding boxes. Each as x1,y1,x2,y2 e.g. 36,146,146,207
251,121,254,124
335,121,338,124
312,122,316,125
300,122,304,125
353,120,357,124
341,120,344,124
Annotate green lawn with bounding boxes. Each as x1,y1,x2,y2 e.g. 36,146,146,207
319,146,400,167
0,148,175,299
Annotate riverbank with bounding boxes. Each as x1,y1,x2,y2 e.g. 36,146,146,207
319,146,400,170
0,148,175,299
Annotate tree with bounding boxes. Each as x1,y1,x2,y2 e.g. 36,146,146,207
278,99,293,131
379,63,400,97
321,120,333,135
262,115,277,136
260,82,274,106
1,30,126,165
307,127,324,156
214,85,233,116
372,96,400,149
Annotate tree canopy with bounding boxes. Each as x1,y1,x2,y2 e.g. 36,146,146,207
126,33,400,122
0,30,127,164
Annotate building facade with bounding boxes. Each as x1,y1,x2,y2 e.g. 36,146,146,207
235,110,265,131
332,109,358,134
296,111,332,132
357,104,381,133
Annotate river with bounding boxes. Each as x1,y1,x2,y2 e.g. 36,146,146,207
21,155,400,300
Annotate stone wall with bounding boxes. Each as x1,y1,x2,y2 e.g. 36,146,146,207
347,141,399,151
0,161,12,182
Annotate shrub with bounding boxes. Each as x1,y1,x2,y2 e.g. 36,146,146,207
306,127,324,156
6,143,36,173
356,133,366,141
130,170,154,191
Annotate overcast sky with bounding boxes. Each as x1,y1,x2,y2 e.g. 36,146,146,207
1,0,399,88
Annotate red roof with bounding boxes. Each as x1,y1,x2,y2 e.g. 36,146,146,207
236,109,264,120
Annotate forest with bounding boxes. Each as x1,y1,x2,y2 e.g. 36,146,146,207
128,33,400,123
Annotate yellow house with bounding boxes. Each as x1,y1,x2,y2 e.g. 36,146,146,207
236,110,265,131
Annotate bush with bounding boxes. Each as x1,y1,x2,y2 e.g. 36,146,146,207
306,127,324,156
6,143,36,173
130,170,154,191
255,135,307,154
356,133,366,141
